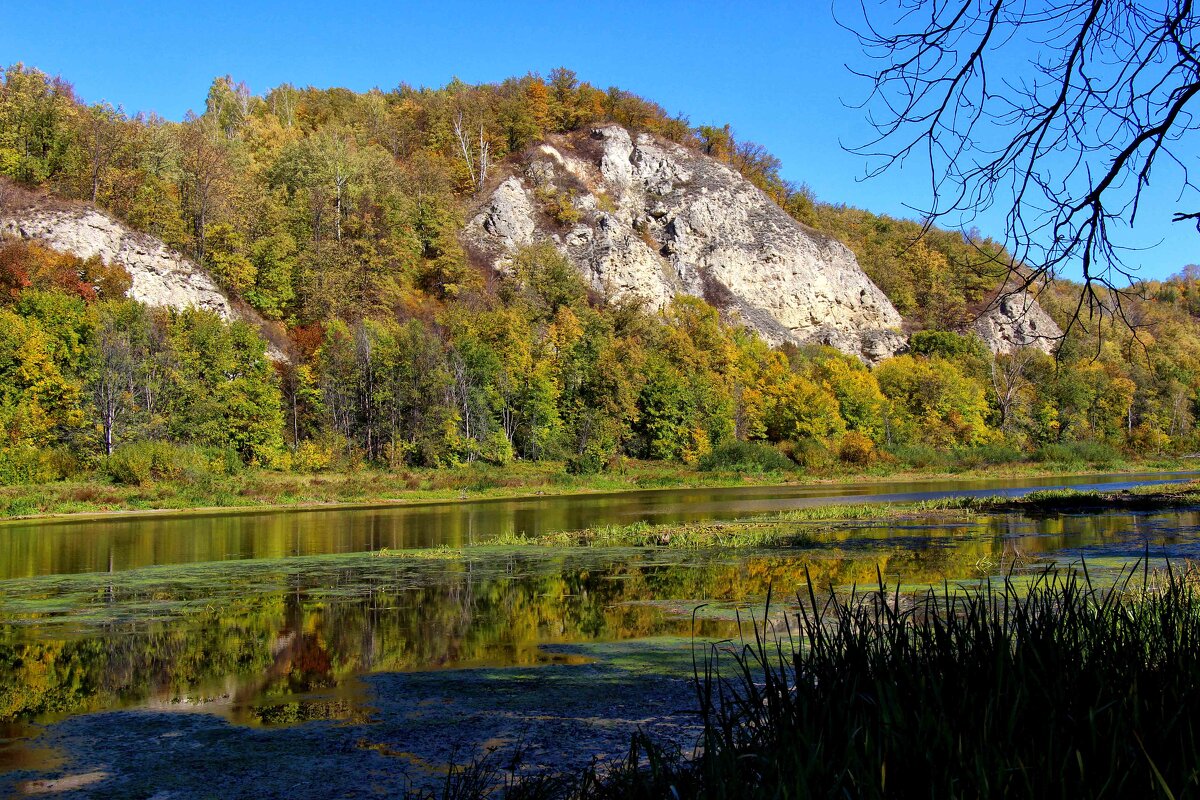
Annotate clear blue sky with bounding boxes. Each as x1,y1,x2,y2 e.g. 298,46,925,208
3,0,1195,279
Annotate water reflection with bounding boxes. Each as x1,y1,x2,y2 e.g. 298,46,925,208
2,505,1200,727
0,472,1194,579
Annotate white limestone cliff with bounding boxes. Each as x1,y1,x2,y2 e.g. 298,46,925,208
971,288,1063,355
1,206,234,319
0,193,288,361
465,125,906,362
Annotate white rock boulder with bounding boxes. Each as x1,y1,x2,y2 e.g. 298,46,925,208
972,289,1063,355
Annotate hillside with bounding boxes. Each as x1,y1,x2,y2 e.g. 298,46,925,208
0,179,292,359
0,180,233,317
1,62,1199,487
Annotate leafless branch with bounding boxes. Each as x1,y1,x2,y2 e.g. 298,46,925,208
843,0,1200,336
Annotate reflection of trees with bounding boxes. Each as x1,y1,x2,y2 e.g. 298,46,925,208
0,515,1165,722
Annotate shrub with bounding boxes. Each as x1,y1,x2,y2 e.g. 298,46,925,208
837,431,877,466
908,329,991,362
885,443,950,469
0,448,51,486
565,444,608,475
291,438,336,473
220,445,245,476
1034,440,1122,468
44,447,84,480
1074,440,1123,467
477,430,514,467
787,439,835,470
1128,423,1172,455
2,497,39,517
0,446,82,486
1033,442,1078,465
699,440,794,473
680,427,713,467
950,442,1024,469
534,186,581,226
106,441,209,486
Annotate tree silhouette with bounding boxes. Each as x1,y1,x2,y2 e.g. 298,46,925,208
845,0,1200,331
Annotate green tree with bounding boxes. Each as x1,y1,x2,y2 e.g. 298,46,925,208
875,354,992,447
164,310,284,464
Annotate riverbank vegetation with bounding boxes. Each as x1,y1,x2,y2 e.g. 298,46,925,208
0,456,1189,520
5,64,1200,513
476,499,977,550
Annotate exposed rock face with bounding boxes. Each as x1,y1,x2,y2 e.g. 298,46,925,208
465,125,905,362
971,289,1063,355
0,206,235,319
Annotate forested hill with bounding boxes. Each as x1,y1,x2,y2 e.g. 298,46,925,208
1,62,1200,486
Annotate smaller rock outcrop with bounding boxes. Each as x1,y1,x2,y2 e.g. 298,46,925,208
971,288,1062,355
0,181,288,361
1,206,234,319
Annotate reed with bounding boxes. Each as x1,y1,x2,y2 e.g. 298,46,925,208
418,561,1200,798
603,561,1200,798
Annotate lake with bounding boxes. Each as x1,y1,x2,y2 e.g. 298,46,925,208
1,472,1197,797
0,471,1194,579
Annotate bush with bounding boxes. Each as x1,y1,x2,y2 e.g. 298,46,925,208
1128,423,1172,455
565,444,609,475
699,440,794,473
477,430,514,467
1034,440,1122,468
534,186,581,226
0,446,82,486
837,432,877,466
220,445,245,476
950,442,1025,469
106,441,210,486
788,439,835,470
291,438,336,473
44,447,85,480
1033,442,1077,465
885,443,951,470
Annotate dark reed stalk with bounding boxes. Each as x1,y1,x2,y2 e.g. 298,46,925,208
424,560,1200,798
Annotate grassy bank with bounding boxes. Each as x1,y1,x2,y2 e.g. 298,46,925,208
0,454,1191,521
372,482,1200,553
979,480,1200,514
415,564,1200,799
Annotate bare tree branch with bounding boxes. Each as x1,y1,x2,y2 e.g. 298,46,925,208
843,0,1200,336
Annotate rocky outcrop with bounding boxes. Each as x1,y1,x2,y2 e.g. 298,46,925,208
465,126,905,362
0,195,289,361
971,288,1062,355
0,206,235,319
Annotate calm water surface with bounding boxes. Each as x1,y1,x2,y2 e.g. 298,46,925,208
1,471,1195,579
2,472,1200,792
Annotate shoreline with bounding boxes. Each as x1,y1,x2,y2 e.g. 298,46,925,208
979,480,1200,514
3,462,1194,526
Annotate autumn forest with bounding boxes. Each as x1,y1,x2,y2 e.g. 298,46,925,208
1,62,1198,492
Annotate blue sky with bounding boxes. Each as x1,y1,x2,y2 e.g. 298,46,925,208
3,0,1196,279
